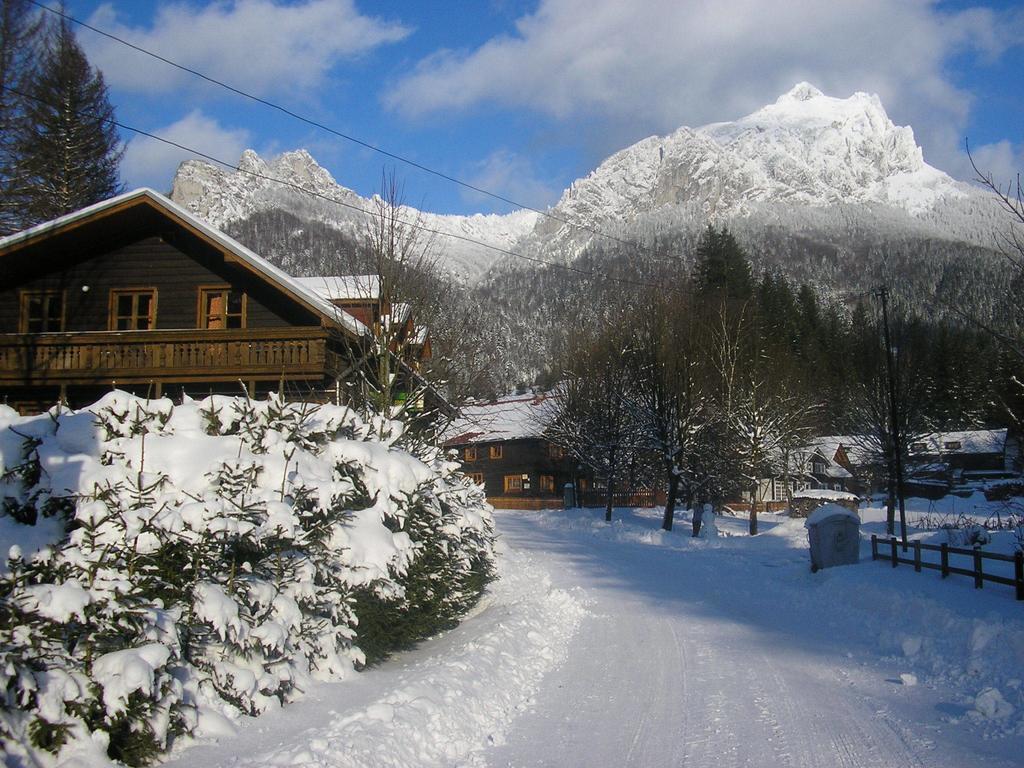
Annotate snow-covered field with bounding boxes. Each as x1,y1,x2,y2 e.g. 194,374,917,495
151,500,1023,768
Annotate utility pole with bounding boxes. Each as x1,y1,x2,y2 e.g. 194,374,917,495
876,286,908,549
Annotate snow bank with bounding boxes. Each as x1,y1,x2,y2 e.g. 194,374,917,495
191,543,585,768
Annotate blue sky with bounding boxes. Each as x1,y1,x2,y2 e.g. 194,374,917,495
58,0,1024,216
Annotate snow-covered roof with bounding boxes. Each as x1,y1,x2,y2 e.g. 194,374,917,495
808,435,877,467
824,464,853,479
805,437,845,463
0,188,367,339
804,503,860,527
793,488,859,502
293,275,381,302
908,429,1008,456
444,393,558,445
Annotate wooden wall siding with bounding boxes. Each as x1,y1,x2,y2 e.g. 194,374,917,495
456,437,577,501
0,235,320,333
0,327,329,385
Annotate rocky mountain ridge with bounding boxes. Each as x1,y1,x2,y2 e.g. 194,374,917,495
170,84,1006,282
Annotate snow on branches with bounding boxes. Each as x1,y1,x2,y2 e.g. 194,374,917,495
0,392,494,766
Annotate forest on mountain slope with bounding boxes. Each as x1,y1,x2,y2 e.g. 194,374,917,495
225,205,1021,435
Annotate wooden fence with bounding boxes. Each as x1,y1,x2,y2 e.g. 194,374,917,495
580,489,656,508
870,535,1024,601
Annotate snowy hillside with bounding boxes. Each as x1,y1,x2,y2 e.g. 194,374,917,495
170,84,1006,282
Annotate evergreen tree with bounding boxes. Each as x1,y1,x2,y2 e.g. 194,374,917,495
694,225,754,302
10,15,122,228
0,0,42,234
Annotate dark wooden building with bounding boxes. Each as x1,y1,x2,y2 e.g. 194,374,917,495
0,189,420,413
906,429,1020,485
444,394,579,510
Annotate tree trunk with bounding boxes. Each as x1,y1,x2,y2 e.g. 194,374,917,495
886,456,896,535
662,471,680,531
605,475,615,522
749,480,759,536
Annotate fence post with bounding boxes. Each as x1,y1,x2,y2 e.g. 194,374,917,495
871,534,878,561
913,540,921,573
973,547,983,590
940,543,949,579
890,537,898,568
1015,551,1023,601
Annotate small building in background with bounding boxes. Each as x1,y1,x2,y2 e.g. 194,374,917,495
906,428,1020,488
444,393,579,510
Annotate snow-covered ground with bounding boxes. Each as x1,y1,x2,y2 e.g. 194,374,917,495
159,500,1023,768
160,540,584,768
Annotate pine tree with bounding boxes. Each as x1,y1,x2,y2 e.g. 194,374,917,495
10,15,122,228
0,0,43,234
694,225,754,302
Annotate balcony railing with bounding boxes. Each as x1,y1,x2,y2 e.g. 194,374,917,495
0,327,330,384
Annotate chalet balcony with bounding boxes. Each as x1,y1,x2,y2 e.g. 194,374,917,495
0,327,331,386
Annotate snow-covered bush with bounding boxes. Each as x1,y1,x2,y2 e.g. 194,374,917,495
0,392,494,766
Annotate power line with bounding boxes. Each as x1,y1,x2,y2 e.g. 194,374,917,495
3,83,681,297
27,0,662,260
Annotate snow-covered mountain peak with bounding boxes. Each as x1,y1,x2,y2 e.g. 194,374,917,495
780,81,824,102
532,83,968,260
701,83,923,176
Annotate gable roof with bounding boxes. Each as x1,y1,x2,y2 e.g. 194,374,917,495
443,393,558,445
0,188,367,339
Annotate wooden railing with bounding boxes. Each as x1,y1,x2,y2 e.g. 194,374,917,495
0,327,330,384
870,534,1024,601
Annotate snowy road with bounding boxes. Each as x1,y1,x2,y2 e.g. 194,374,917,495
486,512,973,768
166,508,1024,768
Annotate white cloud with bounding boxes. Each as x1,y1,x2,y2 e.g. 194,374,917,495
463,150,562,211
385,0,1022,180
85,0,409,97
121,110,250,190
961,140,1024,191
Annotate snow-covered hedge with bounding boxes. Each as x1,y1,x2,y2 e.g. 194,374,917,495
0,392,494,766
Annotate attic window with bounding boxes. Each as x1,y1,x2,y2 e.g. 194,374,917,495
910,442,927,452
943,440,962,451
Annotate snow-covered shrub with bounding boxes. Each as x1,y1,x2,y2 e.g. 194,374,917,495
0,392,495,766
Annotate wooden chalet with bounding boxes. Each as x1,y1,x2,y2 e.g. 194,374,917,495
0,189,430,414
444,394,579,510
